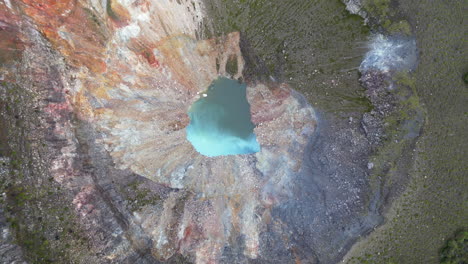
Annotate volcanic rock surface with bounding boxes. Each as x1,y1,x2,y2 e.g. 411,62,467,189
0,0,424,263
1,0,319,263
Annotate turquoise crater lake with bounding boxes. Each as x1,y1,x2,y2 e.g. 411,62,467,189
186,77,260,157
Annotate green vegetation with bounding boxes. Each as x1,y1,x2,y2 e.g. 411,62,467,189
363,0,412,35
106,0,121,22
387,20,412,35
83,7,110,41
367,71,425,196
1,81,88,263
440,230,468,264
363,0,391,18
3,180,85,263
225,55,239,77
168,253,194,264
123,180,162,211
345,1,467,263
203,0,372,114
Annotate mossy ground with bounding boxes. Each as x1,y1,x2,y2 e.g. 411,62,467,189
121,180,162,212
344,1,467,263
203,0,372,116
439,229,468,264
0,82,89,263
362,0,412,36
